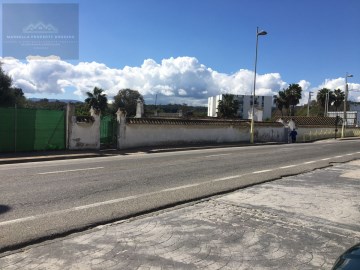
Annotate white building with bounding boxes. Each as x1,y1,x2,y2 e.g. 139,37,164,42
350,103,360,126
327,111,358,126
208,94,273,121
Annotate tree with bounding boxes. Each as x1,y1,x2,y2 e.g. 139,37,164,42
217,94,239,118
332,89,345,111
274,90,288,116
85,87,108,114
0,65,25,107
113,88,144,117
285,84,302,116
316,88,334,110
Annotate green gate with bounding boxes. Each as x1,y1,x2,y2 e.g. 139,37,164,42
100,115,117,149
0,107,66,152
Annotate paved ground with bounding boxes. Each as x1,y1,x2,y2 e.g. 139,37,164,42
1,160,360,269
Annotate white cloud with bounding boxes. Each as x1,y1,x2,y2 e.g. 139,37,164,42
298,80,311,92
296,80,312,105
312,78,360,102
3,56,345,106
178,89,187,96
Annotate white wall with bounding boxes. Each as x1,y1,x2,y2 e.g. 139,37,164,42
117,116,287,150
69,108,100,150
298,127,360,142
118,124,249,149
256,126,288,142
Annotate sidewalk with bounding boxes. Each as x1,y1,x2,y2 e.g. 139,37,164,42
0,160,359,269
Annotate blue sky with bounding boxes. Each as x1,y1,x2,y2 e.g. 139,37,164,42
1,0,360,105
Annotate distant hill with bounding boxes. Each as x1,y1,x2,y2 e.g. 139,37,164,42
28,98,82,103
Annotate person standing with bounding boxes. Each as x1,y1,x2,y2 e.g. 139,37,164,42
289,129,298,143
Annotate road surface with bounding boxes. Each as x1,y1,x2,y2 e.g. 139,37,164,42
0,139,359,251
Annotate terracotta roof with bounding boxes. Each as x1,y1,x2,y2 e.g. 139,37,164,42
127,118,284,127
274,116,339,126
127,118,249,126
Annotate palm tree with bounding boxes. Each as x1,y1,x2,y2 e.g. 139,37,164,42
285,84,302,116
317,88,331,108
332,89,345,111
85,87,108,114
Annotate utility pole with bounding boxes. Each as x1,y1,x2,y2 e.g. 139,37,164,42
324,91,329,117
307,91,313,117
341,73,354,138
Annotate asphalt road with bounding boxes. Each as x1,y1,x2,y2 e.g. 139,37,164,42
1,139,360,252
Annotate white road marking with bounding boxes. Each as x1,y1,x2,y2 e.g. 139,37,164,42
279,165,297,169
161,183,200,192
204,154,231,158
321,158,331,161
0,173,249,226
303,161,316,164
252,169,272,174
0,195,137,226
212,174,243,182
334,155,344,158
38,167,104,175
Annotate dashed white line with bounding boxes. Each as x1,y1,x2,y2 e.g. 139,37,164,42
321,158,331,161
334,155,344,158
303,161,316,164
204,154,231,158
252,169,272,174
212,174,243,182
161,183,200,192
279,165,297,169
38,167,104,175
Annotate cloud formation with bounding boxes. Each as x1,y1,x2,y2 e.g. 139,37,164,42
2,56,359,105
314,78,360,102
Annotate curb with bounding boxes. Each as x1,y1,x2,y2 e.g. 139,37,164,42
0,153,107,165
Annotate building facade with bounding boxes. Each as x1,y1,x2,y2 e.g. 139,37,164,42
208,94,273,121
327,111,358,127
350,103,360,126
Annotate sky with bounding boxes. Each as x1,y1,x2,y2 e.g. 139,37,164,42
1,0,360,106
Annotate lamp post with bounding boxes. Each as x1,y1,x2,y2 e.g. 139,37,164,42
307,91,313,117
324,91,329,117
341,72,353,138
250,27,267,143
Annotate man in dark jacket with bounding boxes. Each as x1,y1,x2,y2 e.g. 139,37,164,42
289,129,298,143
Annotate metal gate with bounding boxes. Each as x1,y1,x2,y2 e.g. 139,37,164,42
100,115,118,149
0,107,66,152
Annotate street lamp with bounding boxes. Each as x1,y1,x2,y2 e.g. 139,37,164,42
341,72,353,138
250,27,267,143
308,91,313,117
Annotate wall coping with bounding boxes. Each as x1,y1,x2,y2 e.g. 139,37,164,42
126,118,284,127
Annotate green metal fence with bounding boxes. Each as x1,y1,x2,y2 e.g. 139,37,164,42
0,107,66,152
100,115,117,148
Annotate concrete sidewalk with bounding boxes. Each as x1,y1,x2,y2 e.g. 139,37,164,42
1,160,359,269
